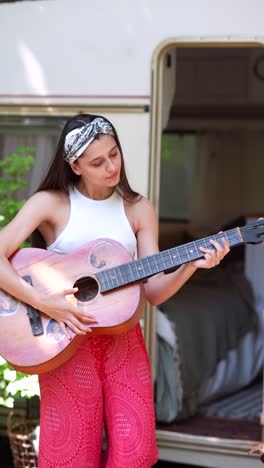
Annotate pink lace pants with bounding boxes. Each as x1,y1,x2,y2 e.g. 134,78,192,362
38,324,158,467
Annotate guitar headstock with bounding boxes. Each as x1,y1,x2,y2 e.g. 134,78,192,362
240,218,264,244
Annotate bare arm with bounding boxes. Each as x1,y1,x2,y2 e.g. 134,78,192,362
134,197,230,306
0,192,96,336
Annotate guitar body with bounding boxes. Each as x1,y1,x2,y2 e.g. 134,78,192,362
1,219,264,375
0,239,144,375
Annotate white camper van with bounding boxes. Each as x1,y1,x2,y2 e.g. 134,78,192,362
1,1,264,466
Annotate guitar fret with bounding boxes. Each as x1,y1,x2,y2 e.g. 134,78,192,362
98,271,106,290
194,242,200,257
223,230,233,247
103,271,109,289
160,253,167,269
124,264,133,283
146,257,151,270
113,269,118,283
153,255,160,272
119,264,130,284
149,256,159,275
106,269,114,289
103,271,110,289
142,258,151,276
117,266,125,285
212,234,218,247
130,261,141,280
161,251,172,269
134,259,142,278
195,239,202,251
184,245,191,261
148,256,157,275
207,237,215,250
156,254,164,269
187,242,198,261
111,269,117,288
167,249,175,267
171,247,180,265
137,259,146,277
128,262,135,282
193,242,199,257
108,268,118,284
178,245,188,263
140,258,147,275
163,251,174,269
148,254,156,270
196,238,209,252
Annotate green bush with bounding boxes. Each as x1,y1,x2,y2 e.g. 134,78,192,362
0,146,40,407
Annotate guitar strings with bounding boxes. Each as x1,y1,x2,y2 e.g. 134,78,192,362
65,223,264,289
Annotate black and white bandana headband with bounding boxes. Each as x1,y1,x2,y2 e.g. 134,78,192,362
64,117,115,164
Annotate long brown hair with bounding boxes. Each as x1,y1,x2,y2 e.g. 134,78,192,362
32,113,140,247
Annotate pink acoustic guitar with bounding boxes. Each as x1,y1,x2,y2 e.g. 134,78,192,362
0,219,263,375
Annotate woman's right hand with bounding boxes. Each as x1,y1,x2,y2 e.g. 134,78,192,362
36,287,97,339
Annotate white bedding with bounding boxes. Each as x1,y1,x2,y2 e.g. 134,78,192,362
198,296,264,405
155,295,264,422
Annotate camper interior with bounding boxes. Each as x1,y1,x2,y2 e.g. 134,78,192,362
155,45,264,458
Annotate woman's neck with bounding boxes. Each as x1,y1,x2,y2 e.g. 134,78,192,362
75,181,115,200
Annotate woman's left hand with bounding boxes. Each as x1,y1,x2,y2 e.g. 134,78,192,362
192,235,230,269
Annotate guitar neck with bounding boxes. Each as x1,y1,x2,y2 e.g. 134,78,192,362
96,227,243,293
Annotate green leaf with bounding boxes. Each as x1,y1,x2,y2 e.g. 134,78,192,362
0,147,38,407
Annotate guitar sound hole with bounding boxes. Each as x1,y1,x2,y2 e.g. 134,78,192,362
73,276,98,302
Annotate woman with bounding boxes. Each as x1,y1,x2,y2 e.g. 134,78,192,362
0,114,230,467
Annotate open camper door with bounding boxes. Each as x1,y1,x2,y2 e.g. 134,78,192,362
149,40,264,467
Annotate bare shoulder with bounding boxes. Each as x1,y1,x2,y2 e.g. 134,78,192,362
29,190,68,220
0,189,69,257
125,195,157,233
126,195,156,218
29,189,67,207
5,189,66,227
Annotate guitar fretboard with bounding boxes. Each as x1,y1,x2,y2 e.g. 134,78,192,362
96,227,243,293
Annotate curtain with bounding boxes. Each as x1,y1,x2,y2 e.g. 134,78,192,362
0,127,60,197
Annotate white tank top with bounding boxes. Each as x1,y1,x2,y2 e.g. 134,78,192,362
47,186,137,257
